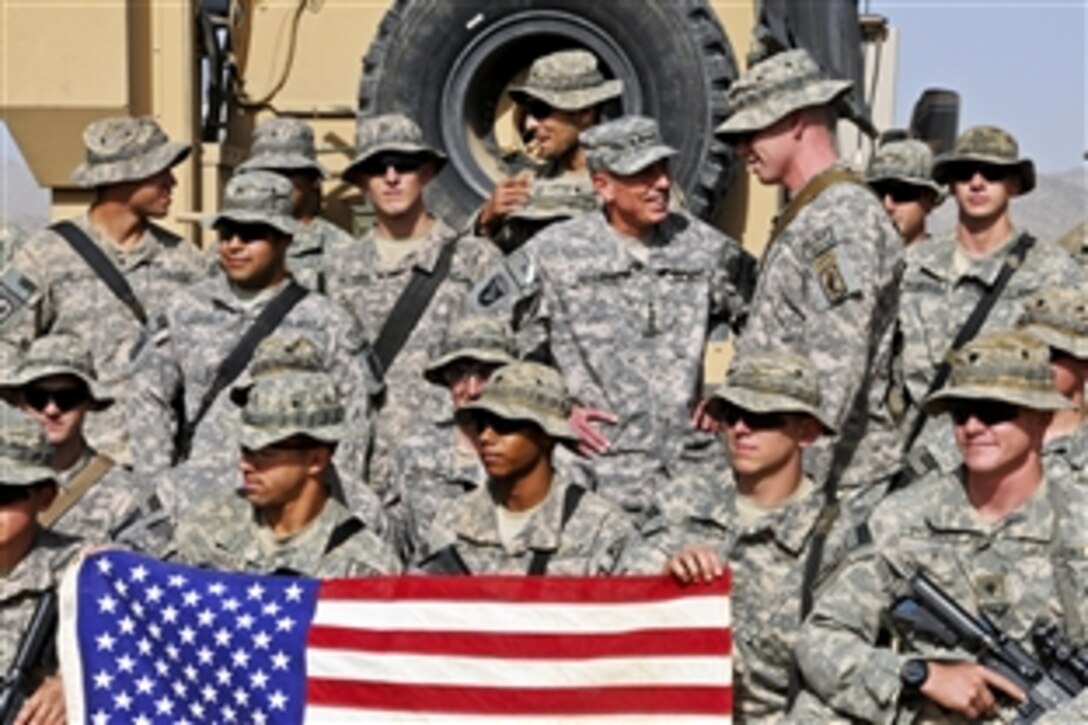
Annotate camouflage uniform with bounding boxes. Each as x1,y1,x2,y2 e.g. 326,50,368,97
1057,220,1088,270
794,332,1084,723
717,51,903,516
866,139,943,198
170,370,399,577
415,362,634,575
237,117,355,292
329,114,500,494
127,172,378,508
494,177,599,253
0,117,207,462
898,127,1085,481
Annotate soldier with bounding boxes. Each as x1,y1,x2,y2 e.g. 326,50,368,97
623,352,845,720
0,116,207,463
331,113,499,495
416,362,633,575
169,370,399,577
1056,219,1088,271
236,117,354,292
716,48,903,520
127,171,378,509
0,334,143,542
494,176,598,253
476,49,621,239
0,403,80,725
866,138,943,246
793,330,1085,722
897,125,1085,484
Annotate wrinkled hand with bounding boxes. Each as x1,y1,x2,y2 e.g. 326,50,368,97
569,404,618,457
919,661,1025,720
15,674,66,725
478,172,533,236
691,399,723,433
665,544,724,585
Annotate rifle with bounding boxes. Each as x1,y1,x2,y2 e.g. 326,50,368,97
890,570,1088,723
0,591,58,725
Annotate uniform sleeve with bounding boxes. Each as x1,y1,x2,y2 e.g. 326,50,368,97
0,239,53,372
325,309,380,507
710,234,757,333
126,322,183,477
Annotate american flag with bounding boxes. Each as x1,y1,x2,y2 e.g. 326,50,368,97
60,551,732,723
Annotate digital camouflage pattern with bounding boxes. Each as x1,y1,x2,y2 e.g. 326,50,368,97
207,170,298,236
48,448,145,544
416,474,634,575
456,361,579,443
237,117,328,179
285,215,354,293
508,49,623,112
507,177,599,223
0,332,113,407
709,350,837,432
580,115,676,177
932,125,1037,194
343,113,446,180
866,139,942,195
423,314,517,382
795,471,1088,722
1057,220,1088,271
69,116,191,187
1017,286,1088,360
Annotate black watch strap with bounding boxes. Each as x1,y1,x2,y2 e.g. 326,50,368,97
900,658,929,691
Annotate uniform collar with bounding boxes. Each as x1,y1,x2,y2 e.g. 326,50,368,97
453,473,570,554
924,471,1055,544
918,228,1023,286
736,476,825,556
362,217,456,275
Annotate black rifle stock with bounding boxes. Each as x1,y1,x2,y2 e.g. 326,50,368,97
0,591,58,725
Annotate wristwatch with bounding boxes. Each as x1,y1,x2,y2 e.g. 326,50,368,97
900,658,929,691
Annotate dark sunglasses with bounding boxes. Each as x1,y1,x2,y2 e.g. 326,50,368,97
463,410,528,436
0,486,32,506
357,154,428,176
948,401,1020,426
948,163,1008,184
24,385,89,413
524,99,555,120
720,404,787,431
871,182,926,204
217,223,275,244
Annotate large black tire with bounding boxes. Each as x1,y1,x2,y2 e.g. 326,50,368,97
359,0,739,227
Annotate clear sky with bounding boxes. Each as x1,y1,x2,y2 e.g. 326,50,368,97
869,0,1087,173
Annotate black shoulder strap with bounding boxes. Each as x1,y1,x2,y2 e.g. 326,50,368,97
527,484,586,577
422,544,472,576
51,221,149,326
174,281,309,462
324,516,365,556
371,237,458,377
900,232,1037,456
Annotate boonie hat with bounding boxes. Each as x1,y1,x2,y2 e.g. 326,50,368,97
509,178,599,222
206,170,298,236
237,118,327,179
716,49,853,139
931,125,1036,194
866,139,943,196
1017,287,1088,361
0,402,56,486
424,316,518,385
581,116,676,176
343,113,446,180
708,351,836,433
234,371,346,450
230,335,324,405
0,333,113,411
456,362,577,444
71,116,192,188
508,49,623,112
925,330,1072,414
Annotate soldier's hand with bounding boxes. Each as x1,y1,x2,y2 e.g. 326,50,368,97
691,399,724,433
665,544,724,584
918,661,1025,719
15,674,66,725
569,404,617,456
478,172,533,236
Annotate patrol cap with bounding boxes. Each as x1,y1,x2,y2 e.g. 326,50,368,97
206,170,298,236
0,402,56,486
1017,287,1088,361
0,333,113,411
708,351,836,434
424,316,518,385
925,330,1073,414
237,118,327,179
866,139,943,196
71,116,192,188
234,371,346,451
230,335,324,406
455,362,578,444
581,116,677,176
343,113,447,180
931,125,1036,194
508,178,599,222
716,49,853,139
508,49,623,112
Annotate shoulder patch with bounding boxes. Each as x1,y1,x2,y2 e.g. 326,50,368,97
804,229,859,308
0,267,38,326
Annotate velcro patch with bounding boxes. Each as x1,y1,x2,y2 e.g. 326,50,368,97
0,268,37,326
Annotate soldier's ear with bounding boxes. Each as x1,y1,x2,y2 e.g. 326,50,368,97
793,416,822,449
306,446,333,477
591,172,613,204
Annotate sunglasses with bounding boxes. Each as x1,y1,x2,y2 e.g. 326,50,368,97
524,99,555,120
24,385,89,413
719,404,787,431
948,164,1008,184
948,401,1020,426
217,223,275,244
357,154,428,176
463,410,529,436
0,486,32,506
871,182,926,204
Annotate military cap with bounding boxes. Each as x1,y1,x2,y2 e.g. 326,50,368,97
581,115,676,176
71,116,192,188
716,49,853,139
237,117,327,179
342,113,447,180
708,351,836,433
508,49,623,112
424,316,518,385
230,335,324,405
932,125,1036,194
234,371,346,450
0,402,55,486
866,139,943,196
925,330,1072,414
1017,287,1088,360
0,333,113,410
206,170,298,236
456,362,577,444
508,178,599,222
